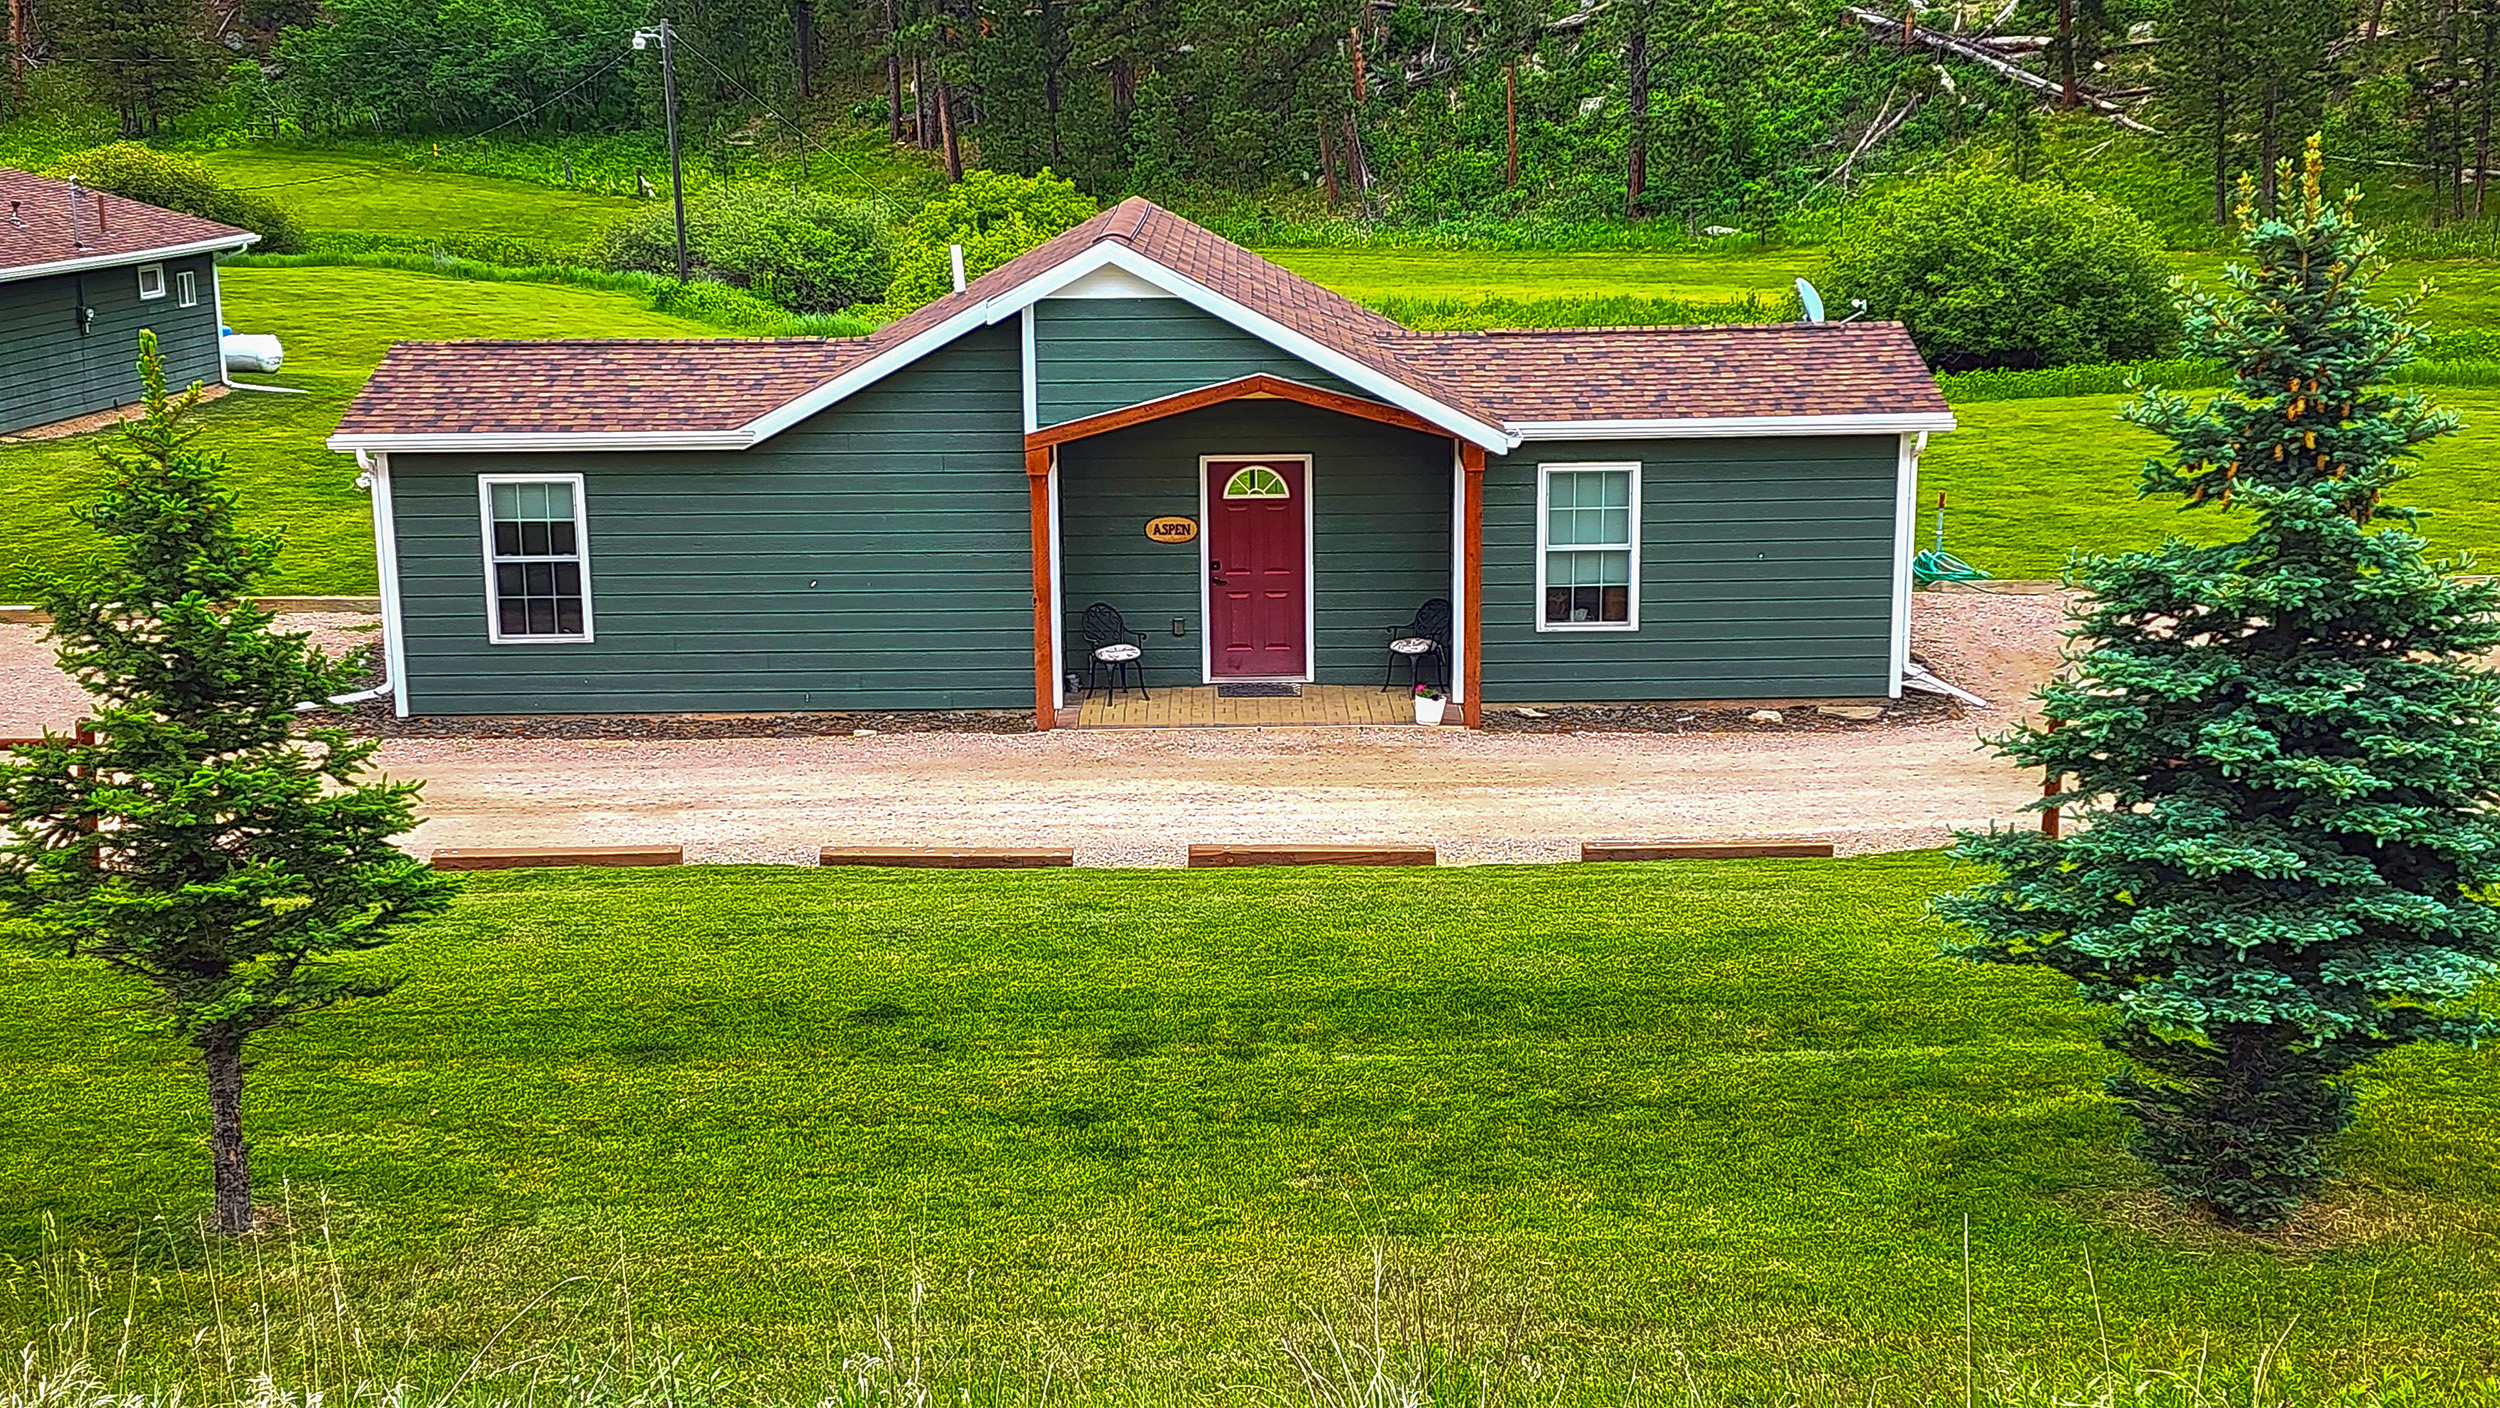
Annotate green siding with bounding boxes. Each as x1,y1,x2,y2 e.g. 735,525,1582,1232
1,256,225,433
1058,400,1450,690
389,322,1028,715
1479,436,1903,702
1032,298,1362,426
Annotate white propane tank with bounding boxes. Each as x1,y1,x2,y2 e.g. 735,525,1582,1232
222,332,284,373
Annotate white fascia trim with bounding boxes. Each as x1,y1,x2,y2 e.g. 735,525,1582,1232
990,244,1514,453
211,261,233,390
360,451,412,719
1508,412,1958,441
1887,431,1925,701
1020,305,1039,435
0,232,259,284
739,299,998,444
327,429,753,453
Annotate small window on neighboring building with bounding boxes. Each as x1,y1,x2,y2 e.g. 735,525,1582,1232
1221,464,1291,499
479,476,593,643
175,270,197,307
1538,463,1639,630
136,263,166,300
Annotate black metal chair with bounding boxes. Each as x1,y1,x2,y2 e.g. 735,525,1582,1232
1382,597,1453,693
1082,601,1150,702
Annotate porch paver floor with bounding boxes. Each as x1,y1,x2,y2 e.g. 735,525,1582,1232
1073,683,1439,728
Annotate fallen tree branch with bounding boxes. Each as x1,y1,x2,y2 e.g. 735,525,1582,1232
1842,6,2159,134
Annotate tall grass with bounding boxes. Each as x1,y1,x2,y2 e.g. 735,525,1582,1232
8,1204,2497,1408
223,251,884,339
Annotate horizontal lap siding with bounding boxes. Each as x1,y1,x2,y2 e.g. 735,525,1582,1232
1480,436,1900,702
390,323,1029,715
1032,298,1361,425
1058,400,1449,689
1,257,223,433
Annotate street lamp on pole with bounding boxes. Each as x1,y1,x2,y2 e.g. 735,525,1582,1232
632,20,690,284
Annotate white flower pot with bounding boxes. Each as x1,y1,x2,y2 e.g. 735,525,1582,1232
1413,695,1447,725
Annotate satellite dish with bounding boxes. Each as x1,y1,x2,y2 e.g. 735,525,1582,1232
1796,278,1827,324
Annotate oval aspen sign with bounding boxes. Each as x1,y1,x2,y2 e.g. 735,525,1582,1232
1145,515,1199,544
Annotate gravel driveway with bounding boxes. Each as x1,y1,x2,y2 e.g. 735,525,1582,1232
2,590,2068,866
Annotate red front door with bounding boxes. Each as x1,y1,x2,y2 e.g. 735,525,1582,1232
1206,458,1308,678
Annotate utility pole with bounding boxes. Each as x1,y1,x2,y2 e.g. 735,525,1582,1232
634,20,691,282
1505,62,1518,188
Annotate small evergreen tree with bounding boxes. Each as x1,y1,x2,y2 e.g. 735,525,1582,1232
1938,137,2500,1229
0,335,455,1237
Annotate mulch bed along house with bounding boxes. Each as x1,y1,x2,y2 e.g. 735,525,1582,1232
328,198,1954,727
1,169,257,436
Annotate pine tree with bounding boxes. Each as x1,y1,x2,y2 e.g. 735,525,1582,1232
1938,138,2500,1230
0,334,456,1237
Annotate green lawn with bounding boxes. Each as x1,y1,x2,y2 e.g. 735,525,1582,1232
1924,387,2500,579
4,859,2498,1405
0,266,718,598
189,149,641,250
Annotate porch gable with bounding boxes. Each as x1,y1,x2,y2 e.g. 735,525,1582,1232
1030,297,1368,428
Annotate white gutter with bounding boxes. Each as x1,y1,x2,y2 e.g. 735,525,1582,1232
326,428,753,453
1506,411,1958,441
1,231,259,284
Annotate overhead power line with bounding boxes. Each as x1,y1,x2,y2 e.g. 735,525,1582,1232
663,31,905,208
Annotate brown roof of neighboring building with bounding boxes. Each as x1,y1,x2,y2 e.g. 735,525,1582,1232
0,168,258,278
332,196,1950,444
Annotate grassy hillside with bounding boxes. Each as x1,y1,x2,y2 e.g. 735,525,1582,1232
187,148,641,250
5,857,2498,1405
0,265,718,597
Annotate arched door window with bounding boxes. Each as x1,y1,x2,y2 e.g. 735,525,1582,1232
1220,464,1291,500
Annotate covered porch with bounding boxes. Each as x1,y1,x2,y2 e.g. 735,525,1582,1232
1024,374,1488,729
1073,682,1456,728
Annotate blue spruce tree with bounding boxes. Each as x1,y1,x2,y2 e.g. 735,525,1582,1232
1939,138,2500,1228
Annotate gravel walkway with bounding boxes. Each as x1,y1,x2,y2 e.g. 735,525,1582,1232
2,593,2072,866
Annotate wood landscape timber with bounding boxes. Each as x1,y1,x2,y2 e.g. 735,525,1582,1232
428,845,685,871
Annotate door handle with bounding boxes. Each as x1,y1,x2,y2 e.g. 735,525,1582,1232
1208,558,1226,586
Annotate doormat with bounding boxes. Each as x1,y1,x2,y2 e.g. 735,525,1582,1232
1217,682,1302,698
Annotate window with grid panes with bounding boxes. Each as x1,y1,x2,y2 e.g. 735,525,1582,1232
485,479,589,639
1540,466,1636,627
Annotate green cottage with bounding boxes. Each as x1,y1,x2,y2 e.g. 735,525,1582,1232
329,199,1955,727
2,169,257,435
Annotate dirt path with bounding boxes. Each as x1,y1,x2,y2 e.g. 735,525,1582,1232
2,590,2069,865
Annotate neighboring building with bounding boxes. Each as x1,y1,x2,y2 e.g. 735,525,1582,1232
329,198,1954,726
1,168,259,435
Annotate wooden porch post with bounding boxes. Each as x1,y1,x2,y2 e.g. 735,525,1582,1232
1460,441,1485,728
1027,445,1056,731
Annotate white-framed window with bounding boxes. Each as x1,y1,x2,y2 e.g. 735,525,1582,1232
136,263,166,300
174,269,197,307
1536,462,1640,631
477,474,594,643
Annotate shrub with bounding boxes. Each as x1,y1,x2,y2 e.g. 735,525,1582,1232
46,142,306,253
1822,173,2177,371
888,168,1097,307
597,184,892,314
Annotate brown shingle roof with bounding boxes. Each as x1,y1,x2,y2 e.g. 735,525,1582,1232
331,197,1950,444
0,168,257,277
1390,322,1951,423
337,339,875,439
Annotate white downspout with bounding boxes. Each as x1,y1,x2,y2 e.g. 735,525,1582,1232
298,449,399,711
